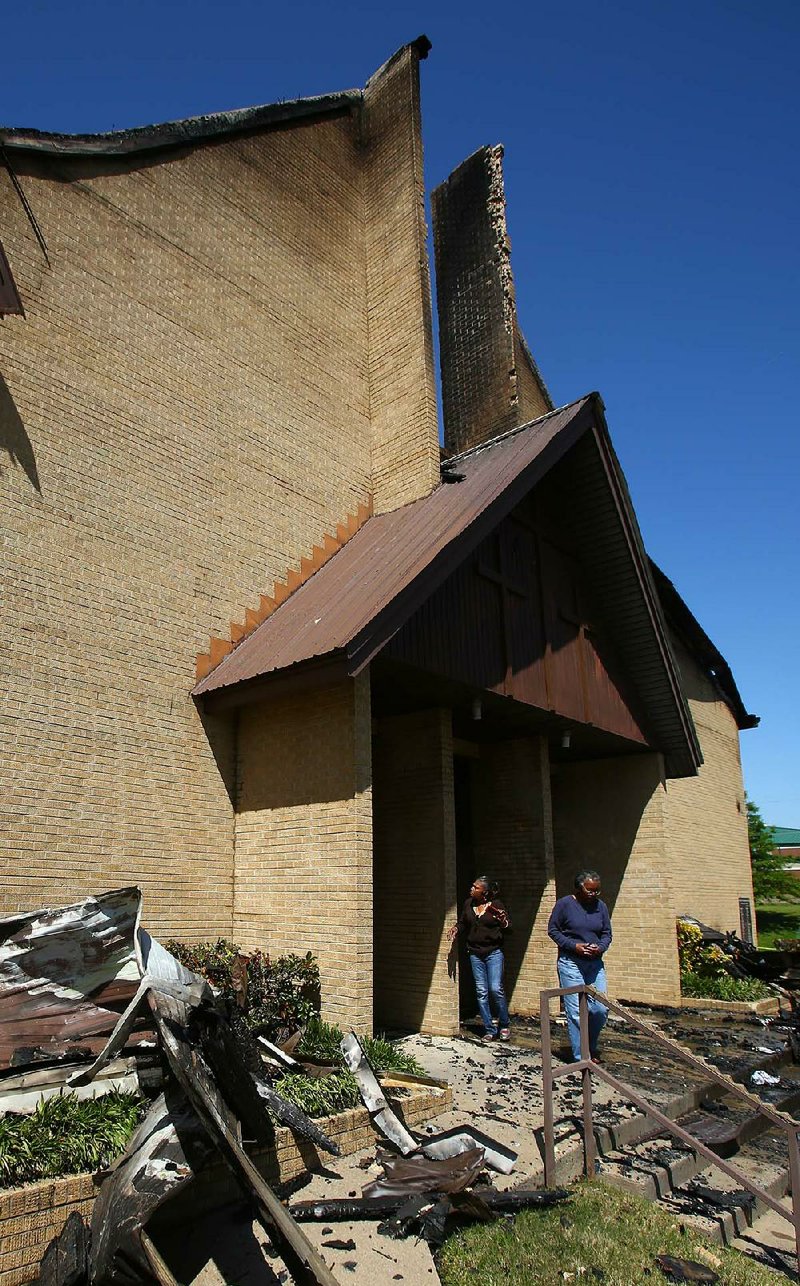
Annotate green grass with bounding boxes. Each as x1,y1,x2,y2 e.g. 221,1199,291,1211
0,1091,145,1189
436,1180,780,1286
756,901,800,949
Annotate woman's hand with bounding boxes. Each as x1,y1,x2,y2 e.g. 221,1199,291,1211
447,923,459,942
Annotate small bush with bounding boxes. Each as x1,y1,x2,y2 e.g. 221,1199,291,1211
676,920,729,980
0,1091,144,1189
165,939,320,1036
681,972,772,1002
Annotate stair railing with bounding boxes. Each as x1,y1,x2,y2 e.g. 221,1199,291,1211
540,983,800,1270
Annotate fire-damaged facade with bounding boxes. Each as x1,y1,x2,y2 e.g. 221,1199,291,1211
0,38,757,1036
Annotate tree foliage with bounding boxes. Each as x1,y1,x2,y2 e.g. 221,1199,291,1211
747,796,796,902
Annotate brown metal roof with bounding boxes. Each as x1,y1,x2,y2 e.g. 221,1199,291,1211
193,396,595,699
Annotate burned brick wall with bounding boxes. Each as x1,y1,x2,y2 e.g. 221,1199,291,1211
432,144,551,457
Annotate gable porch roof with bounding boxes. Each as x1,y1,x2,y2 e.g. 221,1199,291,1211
193,393,702,777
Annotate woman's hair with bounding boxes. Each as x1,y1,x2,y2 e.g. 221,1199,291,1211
574,869,601,889
474,875,499,898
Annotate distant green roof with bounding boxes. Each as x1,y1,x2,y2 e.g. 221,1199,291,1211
771,826,800,846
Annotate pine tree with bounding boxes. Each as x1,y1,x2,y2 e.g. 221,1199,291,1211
747,796,794,901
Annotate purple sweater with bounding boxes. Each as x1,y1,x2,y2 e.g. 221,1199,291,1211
547,895,612,958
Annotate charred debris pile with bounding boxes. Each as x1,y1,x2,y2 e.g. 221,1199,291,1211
1,888,566,1285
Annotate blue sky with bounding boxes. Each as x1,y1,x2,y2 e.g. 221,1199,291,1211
4,0,798,824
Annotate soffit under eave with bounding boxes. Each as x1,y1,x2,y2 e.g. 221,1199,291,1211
586,417,703,777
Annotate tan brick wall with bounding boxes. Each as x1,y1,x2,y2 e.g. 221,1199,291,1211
364,46,440,513
373,708,459,1035
0,1172,96,1286
0,114,373,935
0,49,440,938
234,675,373,1032
469,736,557,1013
664,635,754,933
551,752,681,1005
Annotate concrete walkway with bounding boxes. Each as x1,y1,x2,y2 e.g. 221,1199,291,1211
164,1010,798,1285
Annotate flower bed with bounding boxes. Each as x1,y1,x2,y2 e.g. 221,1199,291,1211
0,1080,451,1286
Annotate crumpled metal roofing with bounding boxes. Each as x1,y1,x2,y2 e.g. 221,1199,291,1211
193,396,595,698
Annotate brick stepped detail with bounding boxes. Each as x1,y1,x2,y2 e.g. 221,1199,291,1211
195,496,373,682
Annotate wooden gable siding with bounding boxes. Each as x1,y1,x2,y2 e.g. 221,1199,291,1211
385,505,648,744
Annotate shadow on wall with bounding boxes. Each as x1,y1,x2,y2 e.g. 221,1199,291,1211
196,705,238,811
550,754,658,918
0,373,40,492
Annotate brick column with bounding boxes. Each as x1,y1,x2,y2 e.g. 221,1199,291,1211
551,752,680,1005
373,708,458,1034
233,674,374,1033
363,41,441,513
469,735,556,1014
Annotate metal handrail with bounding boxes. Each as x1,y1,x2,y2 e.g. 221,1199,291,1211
539,984,800,1270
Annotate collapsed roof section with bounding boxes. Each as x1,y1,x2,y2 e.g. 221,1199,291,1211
193,394,702,778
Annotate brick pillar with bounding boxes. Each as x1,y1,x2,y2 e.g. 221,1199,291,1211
363,39,441,514
550,752,681,1005
469,736,556,1014
233,674,374,1033
373,708,458,1034
432,144,552,457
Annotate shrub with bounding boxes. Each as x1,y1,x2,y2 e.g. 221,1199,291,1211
676,919,730,980
680,972,772,1002
165,939,320,1037
298,1016,424,1076
0,1091,144,1189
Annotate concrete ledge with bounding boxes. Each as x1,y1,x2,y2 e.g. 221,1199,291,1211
0,1083,451,1286
619,995,780,1017
674,996,779,1016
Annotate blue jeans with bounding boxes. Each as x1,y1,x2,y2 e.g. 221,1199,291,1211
556,955,609,1060
469,949,510,1035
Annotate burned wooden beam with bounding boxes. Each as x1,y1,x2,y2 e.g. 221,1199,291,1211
150,989,339,1286
89,1088,214,1285
290,1185,570,1223
30,1211,89,1286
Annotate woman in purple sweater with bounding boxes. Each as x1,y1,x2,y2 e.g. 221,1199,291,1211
547,870,612,1062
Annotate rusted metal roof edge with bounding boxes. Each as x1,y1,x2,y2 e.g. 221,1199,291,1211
0,91,362,157
198,652,351,713
649,561,759,732
591,413,703,775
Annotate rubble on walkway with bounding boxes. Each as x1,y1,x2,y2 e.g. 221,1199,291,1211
2,889,340,1286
